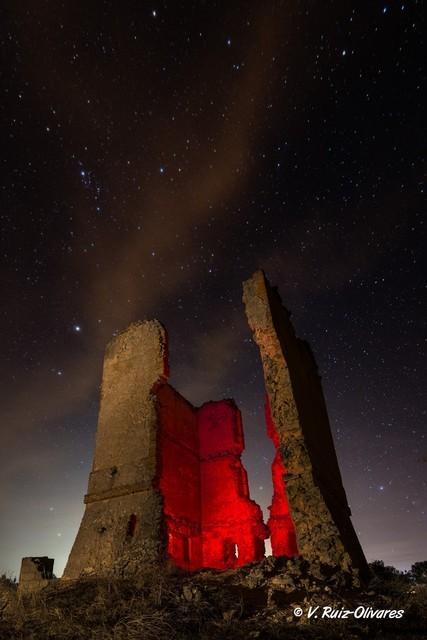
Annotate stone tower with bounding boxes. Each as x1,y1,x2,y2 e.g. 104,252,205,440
63,321,267,578
63,321,168,578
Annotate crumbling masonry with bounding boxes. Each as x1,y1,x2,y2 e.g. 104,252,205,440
60,271,367,582
243,271,367,576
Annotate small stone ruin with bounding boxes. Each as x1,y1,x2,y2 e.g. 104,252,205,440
18,557,54,594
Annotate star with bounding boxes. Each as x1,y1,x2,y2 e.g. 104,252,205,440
0,0,423,581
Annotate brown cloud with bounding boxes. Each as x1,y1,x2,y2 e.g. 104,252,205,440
78,12,284,335
1,9,284,470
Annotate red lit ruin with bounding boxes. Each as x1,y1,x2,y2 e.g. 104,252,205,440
62,270,367,582
157,385,268,570
265,398,298,558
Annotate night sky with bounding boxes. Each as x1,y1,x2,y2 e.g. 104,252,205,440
1,1,425,579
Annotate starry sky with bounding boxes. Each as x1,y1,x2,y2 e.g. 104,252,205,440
1,1,425,579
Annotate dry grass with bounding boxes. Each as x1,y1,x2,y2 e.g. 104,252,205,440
1,569,426,640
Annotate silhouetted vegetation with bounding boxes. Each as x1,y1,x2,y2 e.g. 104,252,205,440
411,561,427,584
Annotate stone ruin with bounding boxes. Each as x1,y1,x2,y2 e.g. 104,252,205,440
18,557,54,594
19,270,368,591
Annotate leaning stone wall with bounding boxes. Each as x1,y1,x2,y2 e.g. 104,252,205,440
243,270,368,578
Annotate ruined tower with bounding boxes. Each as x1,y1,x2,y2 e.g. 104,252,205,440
62,271,367,580
63,321,168,578
63,321,267,578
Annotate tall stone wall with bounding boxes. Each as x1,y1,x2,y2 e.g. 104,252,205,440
243,270,368,578
63,320,168,579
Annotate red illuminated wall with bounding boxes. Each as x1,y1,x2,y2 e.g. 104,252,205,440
198,401,267,569
265,398,298,557
157,384,297,571
157,384,202,569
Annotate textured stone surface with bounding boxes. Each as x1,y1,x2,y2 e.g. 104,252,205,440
18,557,54,594
243,270,368,578
265,399,298,557
63,320,168,579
